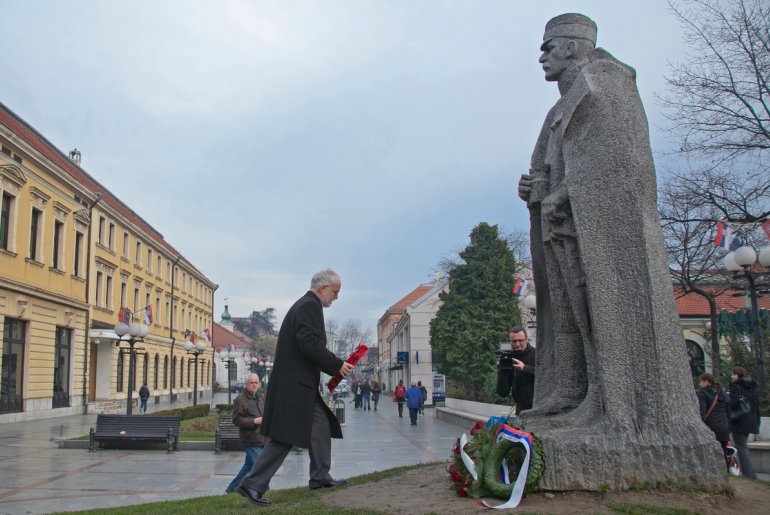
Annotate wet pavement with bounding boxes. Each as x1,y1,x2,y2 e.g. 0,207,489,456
0,395,463,514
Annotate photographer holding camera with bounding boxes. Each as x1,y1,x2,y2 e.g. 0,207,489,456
496,326,536,412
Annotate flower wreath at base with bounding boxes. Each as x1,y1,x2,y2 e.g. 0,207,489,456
448,417,545,509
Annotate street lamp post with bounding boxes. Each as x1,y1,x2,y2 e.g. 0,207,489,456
724,245,770,398
184,341,208,406
219,351,238,404
114,320,149,416
249,355,273,384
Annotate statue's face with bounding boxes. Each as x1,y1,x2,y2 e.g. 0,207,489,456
539,37,572,82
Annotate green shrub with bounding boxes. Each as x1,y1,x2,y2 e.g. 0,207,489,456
215,403,233,414
151,404,210,421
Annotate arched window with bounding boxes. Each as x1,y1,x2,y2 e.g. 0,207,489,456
179,357,184,388
686,339,706,382
172,356,177,388
117,351,124,393
154,354,159,389
163,355,168,389
187,359,192,387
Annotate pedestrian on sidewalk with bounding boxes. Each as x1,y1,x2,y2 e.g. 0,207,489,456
417,381,428,415
697,372,731,471
235,269,354,507
352,379,362,410
371,381,381,411
138,383,150,413
226,374,266,494
405,382,423,426
393,380,406,418
360,381,371,411
729,366,760,479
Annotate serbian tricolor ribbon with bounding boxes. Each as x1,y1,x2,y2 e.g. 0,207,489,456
480,424,533,510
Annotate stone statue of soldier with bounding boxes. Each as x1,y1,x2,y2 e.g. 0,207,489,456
517,13,725,490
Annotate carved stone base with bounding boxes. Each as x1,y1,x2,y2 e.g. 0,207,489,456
533,426,726,491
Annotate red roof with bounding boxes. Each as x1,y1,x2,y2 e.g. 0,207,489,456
0,101,211,282
212,322,252,352
675,287,770,317
390,285,434,310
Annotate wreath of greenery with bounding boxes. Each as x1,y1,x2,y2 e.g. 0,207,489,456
448,421,545,500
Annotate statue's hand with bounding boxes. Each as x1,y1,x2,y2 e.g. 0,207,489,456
518,174,532,202
542,187,569,222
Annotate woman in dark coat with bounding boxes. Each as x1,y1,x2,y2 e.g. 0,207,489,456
729,366,760,479
697,372,731,470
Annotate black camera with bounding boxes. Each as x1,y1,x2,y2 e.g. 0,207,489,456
496,342,515,370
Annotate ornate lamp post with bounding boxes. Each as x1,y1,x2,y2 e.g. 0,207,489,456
183,340,208,406
219,350,238,404
114,320,149,416
724,245,770,397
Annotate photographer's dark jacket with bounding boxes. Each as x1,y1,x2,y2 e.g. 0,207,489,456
496,345,536,411
232,390,267,446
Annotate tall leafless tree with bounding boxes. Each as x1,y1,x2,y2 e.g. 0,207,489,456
658,0,770,377
660,0,770,165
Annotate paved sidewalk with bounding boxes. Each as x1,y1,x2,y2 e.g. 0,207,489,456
0,396,462,514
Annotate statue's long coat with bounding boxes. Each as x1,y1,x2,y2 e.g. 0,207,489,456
531,49,706,434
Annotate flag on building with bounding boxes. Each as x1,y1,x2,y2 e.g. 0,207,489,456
118,306,131,324
714,221,735,248
203,328,211,341
761,220,770,241
729,229,744,251
513,277,528,296
143,306,153,325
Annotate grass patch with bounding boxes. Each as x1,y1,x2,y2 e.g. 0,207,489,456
55,462,439,515
71,415,219,442
610,502,698,515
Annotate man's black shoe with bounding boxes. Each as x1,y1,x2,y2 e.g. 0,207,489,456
309,478,348,490
236,485,272,506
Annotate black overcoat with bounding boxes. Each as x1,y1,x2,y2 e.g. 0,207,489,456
730,378,761,435
697,385,730,442
259,291,344,448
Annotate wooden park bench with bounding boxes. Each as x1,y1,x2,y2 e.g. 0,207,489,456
214,414,242,453
89,414,180,452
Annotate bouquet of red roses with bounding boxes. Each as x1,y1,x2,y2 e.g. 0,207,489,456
326,344,368,393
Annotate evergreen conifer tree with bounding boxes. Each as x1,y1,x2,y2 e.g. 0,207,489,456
430,223,521,401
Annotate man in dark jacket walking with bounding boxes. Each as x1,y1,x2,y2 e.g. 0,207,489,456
730,366,761,479
496,327,536,412
226,373,267,493
138,383,150,413
236,269,354,507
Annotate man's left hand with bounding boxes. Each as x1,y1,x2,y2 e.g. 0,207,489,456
512,358,525,371
339,362,354,377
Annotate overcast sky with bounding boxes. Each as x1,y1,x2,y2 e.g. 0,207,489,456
2,0,687,338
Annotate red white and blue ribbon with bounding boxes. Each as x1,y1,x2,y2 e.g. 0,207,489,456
480,424,532,510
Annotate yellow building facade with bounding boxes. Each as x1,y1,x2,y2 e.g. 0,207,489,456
1,102,217,422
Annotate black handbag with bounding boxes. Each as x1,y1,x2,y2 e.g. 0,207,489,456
730,393,751,422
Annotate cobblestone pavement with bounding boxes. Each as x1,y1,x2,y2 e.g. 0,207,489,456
0,394,461,514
